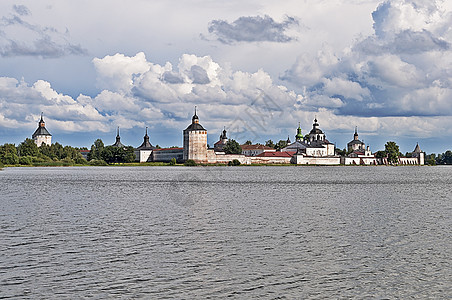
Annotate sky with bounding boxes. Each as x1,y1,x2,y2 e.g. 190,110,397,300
0,0,451,154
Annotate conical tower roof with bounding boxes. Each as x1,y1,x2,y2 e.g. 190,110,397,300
413,143,421,153
137,127,155,150
112,127,125,148
32,113,51,138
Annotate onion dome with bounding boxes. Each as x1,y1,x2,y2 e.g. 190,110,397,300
295,122,304,140
185,106,206,131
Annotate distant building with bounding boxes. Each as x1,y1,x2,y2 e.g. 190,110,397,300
253,151,294,164
411,143,425,165
398,143,424,165
284,118,339,165
241,144,276,156
347,127,365,152
214,127,228,152
32,113,52,147
135,127,155,162
183,107,208,163
152,147,184,162
283,118,336,157
342,146,378,165
111,127,125,148
80,149,90,160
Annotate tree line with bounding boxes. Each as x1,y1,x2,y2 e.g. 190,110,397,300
87,139,135,164
0,138,87,166
0,138,136,167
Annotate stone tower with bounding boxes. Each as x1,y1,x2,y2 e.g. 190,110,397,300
183,107,207,163
412,143,425,165
32,113,52,147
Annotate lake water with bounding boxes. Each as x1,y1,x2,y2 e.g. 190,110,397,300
0,166,451,299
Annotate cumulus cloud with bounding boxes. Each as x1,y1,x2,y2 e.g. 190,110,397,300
0,52,301,139
2,49,452,149
207,15,298,43
0,5,87,58
282,0,452,119
0,77,107,132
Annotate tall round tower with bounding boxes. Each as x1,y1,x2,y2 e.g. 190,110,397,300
183,107,207,163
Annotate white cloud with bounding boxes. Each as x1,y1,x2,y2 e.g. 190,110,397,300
92,52,151,93
282,0,452,119
322,77,371,101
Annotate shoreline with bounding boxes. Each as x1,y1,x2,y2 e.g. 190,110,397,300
0,163,434,168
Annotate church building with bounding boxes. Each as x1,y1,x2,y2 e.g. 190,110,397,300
347,127,365,152
282,118,335,157
32,113,52,147
213,127,228,152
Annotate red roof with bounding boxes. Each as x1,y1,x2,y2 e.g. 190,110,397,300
153,147,183,151
214,140,226,146
241,144,275,151
256,151,294,157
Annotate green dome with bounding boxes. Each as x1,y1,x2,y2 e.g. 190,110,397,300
295,123,303,140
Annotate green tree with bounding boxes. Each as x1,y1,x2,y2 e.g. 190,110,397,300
169,158,177,165
88,139,104,161
228,159,241,166
275,140,288,151
0,144,19,165
335,148,346,156
100,145,135,164
375,150,386,158
265,139,275,149
89,159,108,166
184,159,197,166
436,150,452,165
425,153,436,165
47,142,64,159
17,139,39,157
124,146,136,163
385,141,400,164
19,156,33,165
244,140,252,145
223,139,242,154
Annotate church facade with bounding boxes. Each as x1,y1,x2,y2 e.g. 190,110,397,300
347,127,365,152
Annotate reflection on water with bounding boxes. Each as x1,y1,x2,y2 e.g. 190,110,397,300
0,166,451,298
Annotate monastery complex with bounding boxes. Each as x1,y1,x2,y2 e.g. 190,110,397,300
31,109,424,165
